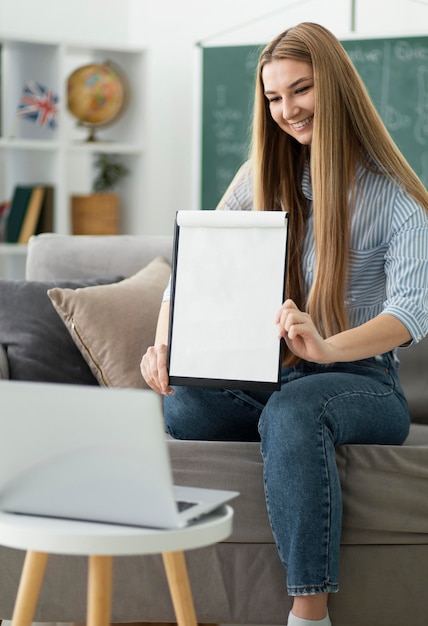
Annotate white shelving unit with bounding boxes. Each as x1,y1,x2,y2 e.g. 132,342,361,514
0,36,145,277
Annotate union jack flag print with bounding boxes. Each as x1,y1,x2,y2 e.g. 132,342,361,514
17,80,59,129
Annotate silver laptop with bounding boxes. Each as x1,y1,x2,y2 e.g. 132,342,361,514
0,380,238,529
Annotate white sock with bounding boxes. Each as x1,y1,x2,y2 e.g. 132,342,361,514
287,610,331,626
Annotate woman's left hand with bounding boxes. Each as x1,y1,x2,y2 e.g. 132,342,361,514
276,299,334,364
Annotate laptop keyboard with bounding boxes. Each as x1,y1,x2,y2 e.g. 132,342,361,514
176,500,198,512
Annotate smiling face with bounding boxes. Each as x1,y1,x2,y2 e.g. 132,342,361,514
262,58,315,146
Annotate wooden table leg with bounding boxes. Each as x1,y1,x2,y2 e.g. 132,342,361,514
11,550,49,626
87,555,113,626
162,551,197,626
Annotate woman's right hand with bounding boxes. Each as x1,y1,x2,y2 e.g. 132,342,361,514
140,344,174,396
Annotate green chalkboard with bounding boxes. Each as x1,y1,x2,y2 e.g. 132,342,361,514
201,36,428,210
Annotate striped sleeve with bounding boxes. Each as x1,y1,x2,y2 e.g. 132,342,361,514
383,187,428,343
216,161,253,211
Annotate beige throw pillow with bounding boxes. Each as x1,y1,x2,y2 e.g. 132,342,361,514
48,257,171,389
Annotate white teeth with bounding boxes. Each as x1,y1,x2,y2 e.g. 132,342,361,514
293,115,313,129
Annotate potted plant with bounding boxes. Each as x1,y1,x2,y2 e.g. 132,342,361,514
71,153,129,235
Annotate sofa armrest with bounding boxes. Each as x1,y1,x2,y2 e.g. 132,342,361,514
0,344,9,379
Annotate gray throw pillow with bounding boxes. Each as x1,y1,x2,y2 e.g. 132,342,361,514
0,277,122,384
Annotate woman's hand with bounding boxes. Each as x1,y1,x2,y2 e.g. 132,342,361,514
140,344,174,396
276,300,413,364
276,299,334,364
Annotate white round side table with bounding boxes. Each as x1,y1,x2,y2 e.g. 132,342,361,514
0,505,233,626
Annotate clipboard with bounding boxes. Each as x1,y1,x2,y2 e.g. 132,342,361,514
167,210,289,391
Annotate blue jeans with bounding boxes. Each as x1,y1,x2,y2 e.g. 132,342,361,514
164,353,410,596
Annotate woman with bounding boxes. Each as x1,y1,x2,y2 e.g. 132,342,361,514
141,23,428,626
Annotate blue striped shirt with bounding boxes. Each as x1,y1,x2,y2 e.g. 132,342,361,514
214,160,428,345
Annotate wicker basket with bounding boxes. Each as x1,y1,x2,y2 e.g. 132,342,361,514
71,193,119,235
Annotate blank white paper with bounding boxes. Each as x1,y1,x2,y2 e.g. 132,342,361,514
168,210,288,388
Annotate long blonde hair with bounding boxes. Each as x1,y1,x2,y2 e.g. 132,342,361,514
251,22,428,362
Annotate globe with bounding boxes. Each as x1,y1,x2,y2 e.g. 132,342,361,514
67,61,128,141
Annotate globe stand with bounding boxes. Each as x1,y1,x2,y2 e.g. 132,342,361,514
86,127,98,142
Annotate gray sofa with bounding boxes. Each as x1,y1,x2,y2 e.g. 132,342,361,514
0,233,428,626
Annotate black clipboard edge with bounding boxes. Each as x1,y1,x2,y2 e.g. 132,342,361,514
169,375,281,392
166,213,180,375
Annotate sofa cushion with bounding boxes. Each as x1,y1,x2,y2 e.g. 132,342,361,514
0,277,122,384
48,257,171,389
167,431,428,546
26,233,173,280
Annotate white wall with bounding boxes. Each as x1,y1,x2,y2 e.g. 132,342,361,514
1,0,427,235
0,0,131,46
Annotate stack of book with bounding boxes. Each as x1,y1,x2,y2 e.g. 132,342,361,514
3,185,54,244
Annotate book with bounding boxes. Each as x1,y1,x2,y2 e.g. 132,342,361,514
18,186,45,244
36,185,54,234
4,186,34,243
5,185,55,244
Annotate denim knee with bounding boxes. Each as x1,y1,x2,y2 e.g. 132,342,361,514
164,385,261,441
163,386,207,439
